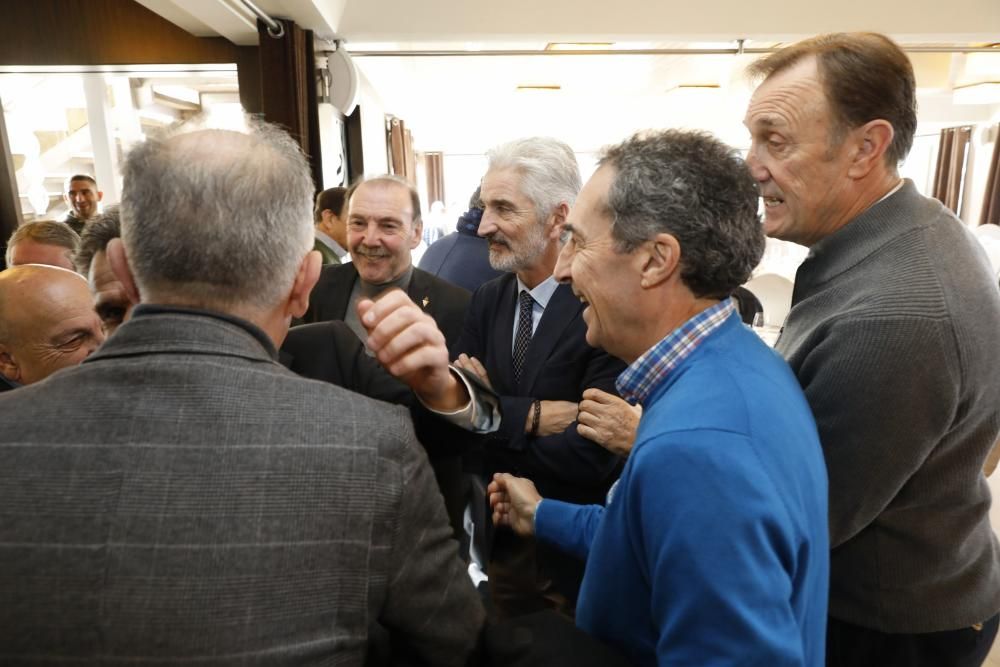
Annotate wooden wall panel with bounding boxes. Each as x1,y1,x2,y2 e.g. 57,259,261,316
0,0,242,66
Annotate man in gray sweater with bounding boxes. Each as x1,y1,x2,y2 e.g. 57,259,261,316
745,33,1000,666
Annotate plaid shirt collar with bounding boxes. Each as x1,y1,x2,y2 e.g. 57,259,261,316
616,299,735,405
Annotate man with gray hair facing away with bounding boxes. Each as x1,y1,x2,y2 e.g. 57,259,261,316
452,137,627,618
0,120,483,664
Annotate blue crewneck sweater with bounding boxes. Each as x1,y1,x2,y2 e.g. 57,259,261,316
536,314,829,666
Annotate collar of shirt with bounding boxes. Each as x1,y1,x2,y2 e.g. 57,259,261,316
516,274,559,309
512,274,560,342
616,298,736,405
315,229,349,260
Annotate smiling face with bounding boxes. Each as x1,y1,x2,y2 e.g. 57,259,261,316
65,178,103,221
554,164,645,361
743,57,859,246
347,180,422,285
0,267,105,385
478,167,550,273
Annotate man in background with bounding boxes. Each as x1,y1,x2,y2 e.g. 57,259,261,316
746,32,1000,666
74,208,129,336
303,175,470,352
5,219,80,271
420,186,504,293
62,174,103,234
0,264,104,390
313,186,350,265
455,136,626,617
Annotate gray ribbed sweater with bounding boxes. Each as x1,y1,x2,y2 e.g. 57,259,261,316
776,180,1000,633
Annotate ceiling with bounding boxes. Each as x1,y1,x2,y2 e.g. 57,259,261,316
135,0,1000,153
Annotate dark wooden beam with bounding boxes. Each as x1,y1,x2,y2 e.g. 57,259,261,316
0,100,23,266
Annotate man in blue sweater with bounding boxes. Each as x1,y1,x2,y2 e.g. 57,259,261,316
488,129,830,666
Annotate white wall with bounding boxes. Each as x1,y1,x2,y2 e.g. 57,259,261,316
356,69,388,175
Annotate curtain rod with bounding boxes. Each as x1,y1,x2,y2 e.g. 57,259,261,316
236,0,285,39
349,45,1000,58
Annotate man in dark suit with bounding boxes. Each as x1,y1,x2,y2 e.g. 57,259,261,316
0,120,483,664
457,138,626,618
302,175,470,353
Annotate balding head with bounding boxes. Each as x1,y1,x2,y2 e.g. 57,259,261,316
119,122,314,312
0,265,105,385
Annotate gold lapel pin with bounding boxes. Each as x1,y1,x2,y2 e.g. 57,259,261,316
422,297,430,308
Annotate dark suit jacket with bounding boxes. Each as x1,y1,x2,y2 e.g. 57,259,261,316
0,306,483,665
303,262,470,353
456,275,627,602
458,275,626,502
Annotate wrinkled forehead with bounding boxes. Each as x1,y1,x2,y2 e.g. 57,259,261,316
745,58,829,125
349,180,415,221
7,271,93,333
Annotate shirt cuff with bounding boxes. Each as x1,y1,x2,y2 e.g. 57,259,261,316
420,366,501,433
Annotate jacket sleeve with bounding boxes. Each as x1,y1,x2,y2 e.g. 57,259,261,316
496,347,626,488
378,421,485,666
789,315,960,548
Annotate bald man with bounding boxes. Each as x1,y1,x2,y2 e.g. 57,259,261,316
0,264,105,390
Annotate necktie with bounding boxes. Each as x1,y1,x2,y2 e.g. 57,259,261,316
512,290,534,385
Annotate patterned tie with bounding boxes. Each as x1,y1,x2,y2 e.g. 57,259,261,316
512,290,534,385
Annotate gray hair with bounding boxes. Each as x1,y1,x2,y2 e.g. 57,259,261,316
486,137,581,222
74,206,121,274
119,119,314,309
5,220,80,267
599,130,764,299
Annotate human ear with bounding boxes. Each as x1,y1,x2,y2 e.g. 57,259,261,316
0,347,21,383
546,203,571,241
848,120,894,178
106,239,141,306
639,233,681,288
287,250,322,318
410,219,423,249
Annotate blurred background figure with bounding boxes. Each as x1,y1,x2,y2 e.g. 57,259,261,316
74,207,131,336
5,220,80,271
313,186,350,265
62,174,103,234
420,186,504,293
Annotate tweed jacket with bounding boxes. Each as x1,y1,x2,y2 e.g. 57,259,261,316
0,306,483,665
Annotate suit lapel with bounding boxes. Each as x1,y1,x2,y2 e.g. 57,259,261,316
328,263,357,320
518,283,582,391
490,276,518,392
407,268,434,312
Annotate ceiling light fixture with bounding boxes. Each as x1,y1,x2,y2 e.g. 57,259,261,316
545,42,614,51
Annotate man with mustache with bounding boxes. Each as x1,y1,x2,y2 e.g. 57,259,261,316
454,137,627,618
302,175,469,353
